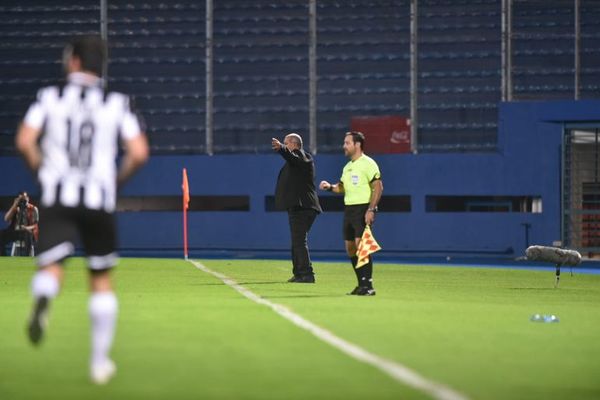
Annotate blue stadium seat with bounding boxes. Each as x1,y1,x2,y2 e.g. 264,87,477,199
1,0,599,154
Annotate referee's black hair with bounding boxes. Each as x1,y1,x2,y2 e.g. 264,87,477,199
64,35,106,77
346,131,365,150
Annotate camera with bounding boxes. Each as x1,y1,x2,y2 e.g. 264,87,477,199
15,196,29,229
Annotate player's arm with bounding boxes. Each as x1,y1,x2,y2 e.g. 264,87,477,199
15,123,43,173
117,134,149,186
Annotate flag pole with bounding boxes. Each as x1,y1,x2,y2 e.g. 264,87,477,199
182,168,190,260
183,203,188,260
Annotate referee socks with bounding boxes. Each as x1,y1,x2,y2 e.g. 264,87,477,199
360,259,374,289
350,255,361,286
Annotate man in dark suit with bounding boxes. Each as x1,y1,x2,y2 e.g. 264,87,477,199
272,133,322,283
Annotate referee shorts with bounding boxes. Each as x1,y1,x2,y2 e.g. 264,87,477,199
343,204,369,242
36,206,118,271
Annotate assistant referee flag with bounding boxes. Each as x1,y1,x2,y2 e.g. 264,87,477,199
356,225,381,269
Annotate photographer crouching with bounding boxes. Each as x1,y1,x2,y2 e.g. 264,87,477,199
0,191,39,256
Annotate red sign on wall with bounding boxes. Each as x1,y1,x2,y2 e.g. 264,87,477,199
350,115,411,154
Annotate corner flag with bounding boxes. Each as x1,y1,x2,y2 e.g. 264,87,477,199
356,225,381,269
182,168,190,210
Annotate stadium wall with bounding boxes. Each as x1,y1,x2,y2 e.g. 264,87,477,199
2,100,600,258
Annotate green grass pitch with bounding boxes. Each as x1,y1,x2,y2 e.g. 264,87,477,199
1,257,599,400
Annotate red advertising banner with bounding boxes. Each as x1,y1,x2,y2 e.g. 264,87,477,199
350,115,411,154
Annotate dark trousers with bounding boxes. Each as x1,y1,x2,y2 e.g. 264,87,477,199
287,208,318,277
0,228,34,256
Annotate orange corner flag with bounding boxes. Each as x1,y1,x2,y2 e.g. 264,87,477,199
356,225,381,269
182,168,190,210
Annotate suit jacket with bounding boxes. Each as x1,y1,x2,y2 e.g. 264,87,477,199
274,146,322,213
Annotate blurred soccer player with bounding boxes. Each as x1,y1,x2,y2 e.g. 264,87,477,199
16,35,149,384
319,132,382,296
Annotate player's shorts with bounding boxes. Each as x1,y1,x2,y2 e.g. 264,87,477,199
343,204,369,241
36,206,118,270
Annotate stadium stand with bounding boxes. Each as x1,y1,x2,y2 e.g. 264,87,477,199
107,1,207,153
0,2,101,154
417,0,500,150
0,0,599,154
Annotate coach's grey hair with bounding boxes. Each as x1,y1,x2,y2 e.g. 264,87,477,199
285,133,303,149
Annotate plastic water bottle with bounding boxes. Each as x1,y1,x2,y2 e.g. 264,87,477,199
544,315,559,323
530,314,559,323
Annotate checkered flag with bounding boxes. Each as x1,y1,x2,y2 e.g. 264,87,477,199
356,225,381,269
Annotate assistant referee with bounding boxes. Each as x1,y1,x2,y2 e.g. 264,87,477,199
319,131,383,296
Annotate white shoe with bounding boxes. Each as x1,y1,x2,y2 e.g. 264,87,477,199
90,359,116,385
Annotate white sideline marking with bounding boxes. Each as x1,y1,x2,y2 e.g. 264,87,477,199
188,260,469,400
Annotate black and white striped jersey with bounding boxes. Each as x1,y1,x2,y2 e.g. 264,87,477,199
23,72,143,212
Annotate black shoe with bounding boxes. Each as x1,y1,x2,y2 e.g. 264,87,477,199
347,286,360,295
355,286,376,296
27,296,49,345
347,286,376,296
288,275,315,283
